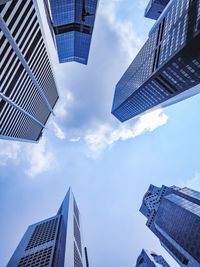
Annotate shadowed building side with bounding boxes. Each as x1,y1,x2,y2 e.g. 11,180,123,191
112,0,200,122
140,184,200,267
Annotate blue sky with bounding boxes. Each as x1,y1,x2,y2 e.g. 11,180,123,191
1,0,200,266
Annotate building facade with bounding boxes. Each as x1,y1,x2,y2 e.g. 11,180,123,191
136,249,170,267
140,184,200,267
112,0,200,122
44,0,99,65
7,188,87,267
0,0,59,142
145,0,170,20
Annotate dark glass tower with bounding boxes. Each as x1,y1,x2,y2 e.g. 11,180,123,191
140,185,200,267
112,0,200,122
7,188,88,267
0,0,59,142
44,0,99,65
145,0,170,20
136,249,170,267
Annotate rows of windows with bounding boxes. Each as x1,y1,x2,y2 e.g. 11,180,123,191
113,51,200,121
0,0,58,141
55,29,91,64
74,242,83,267
0,102,42,140
112,0,200,121
74,216,82,256
180,187,200,201
74,199,80,226
49,0,98,27
18,246,53,267
26,218,59,250
156,198,200,263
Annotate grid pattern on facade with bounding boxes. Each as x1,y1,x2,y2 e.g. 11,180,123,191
73,198,80,225
0,0,58,141
156,197,200,263
47,0,98,64
158,229,189,265
74,242,83,267
112,0,200,121
74,215,82,256
26,218,59,250
18,246,53,267
180,187,200,202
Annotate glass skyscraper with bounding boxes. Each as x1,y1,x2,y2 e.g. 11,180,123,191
44,0,99,65
140,184,200,267
7,188,88,267
145,0,170,20
112,0,200,122
0,0,59,142
136,249,170,267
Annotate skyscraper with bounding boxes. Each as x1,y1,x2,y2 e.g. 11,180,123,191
112,0,200,122
7,188,88,267
140,184,200,267
0,0,59,142
44,0,99,65
136,249,170,267
145,0,170,20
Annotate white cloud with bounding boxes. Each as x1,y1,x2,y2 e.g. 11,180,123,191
84,109,168,158
0,141,21,166
25,138,54,177
54,90,74,119
70,137,81,142
101,1,143,60
0,138,55,177
51,121,66,140
138,0,149,9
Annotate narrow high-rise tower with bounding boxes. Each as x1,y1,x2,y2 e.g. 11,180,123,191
43,0,99,65
136,249,170,267
7,188,88,267
0,0,59,142
140,185,200,267
112,0,200,122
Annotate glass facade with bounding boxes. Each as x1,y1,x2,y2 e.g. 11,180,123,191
112,0,200,122
45,0,99,64
7,189,87,267
140,184,200,266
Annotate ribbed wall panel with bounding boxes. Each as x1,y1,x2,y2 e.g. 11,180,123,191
0,0,59,142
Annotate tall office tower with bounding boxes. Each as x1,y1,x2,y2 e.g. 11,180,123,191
145,0,170,20
0,0,59,142
136,249,170,267
44,0,99,65
7,188,88,267
140,184,200,267
112,0,200,122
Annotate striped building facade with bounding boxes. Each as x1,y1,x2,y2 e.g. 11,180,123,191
0,0,59,142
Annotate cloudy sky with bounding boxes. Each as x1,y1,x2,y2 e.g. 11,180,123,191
1,0,200,266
